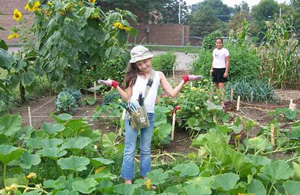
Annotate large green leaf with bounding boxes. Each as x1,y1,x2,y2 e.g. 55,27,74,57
0,145,26,164
63,136,92,149
56,190,79,195
283,180,300,195
101,132,116,148
114,183,140,195
40,138,64,148
41,122,65,134
58,155,90,171
22,189,42,195
173,162,200,177
247,179,266,195
91,157,115,167
22,71,35,86
147,168,169,185
72,178,98,194
0,114,22,137
15,61,27,72
246,154,271,167
43,176,66,190
261,160,293,181
292,162,300,180
206,100,222,111
0,48,15,69
228,149,254,176
37,146,67,159
52,113,73,123
0,40,8,50
19,152,41,169
183,183,211,195
212,173,240,191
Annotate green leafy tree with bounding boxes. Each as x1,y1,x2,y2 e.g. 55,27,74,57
251,0,279,40
291,0,300,35
100,0,189,24
233,1,250,13
188,0,233,36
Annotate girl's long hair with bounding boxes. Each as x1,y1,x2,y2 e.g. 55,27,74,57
124,62,144,89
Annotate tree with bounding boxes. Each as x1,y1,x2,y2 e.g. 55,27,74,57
251,0,279,41
188,0,233,36
188,6,223,37
233,1,250,13
100,0,189,24
291,0,300,35
227,11,252,34
252,0,279,21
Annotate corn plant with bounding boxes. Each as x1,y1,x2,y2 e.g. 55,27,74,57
259,16,300,89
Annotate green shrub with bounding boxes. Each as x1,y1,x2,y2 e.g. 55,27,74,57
226,78,279,102
192,43,262,81
102,90,121,105
152,52,176,76
78,56,127,90
202,30,222,51
55,89,82,113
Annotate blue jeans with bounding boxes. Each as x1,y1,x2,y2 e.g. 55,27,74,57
121,113,154,180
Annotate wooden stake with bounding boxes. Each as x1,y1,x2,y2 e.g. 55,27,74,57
289,99,296,110
236,96,241,111
270,124,275,145
28,107,32,127
230,88,234,101
172,67,175,80
94,81,97,100
171,113,176,141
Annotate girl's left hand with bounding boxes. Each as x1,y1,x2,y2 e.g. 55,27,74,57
223,72,228,78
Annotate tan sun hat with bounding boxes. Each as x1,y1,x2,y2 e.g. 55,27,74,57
129,45,154,63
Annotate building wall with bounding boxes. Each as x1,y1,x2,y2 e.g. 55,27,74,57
129,23,190,46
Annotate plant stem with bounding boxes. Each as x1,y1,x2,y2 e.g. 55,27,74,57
3,164,6,186
267,183,274,195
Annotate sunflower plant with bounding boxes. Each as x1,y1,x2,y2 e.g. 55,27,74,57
5,4,39,103
28,0,137,91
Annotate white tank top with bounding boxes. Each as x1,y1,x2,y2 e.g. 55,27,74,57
130,71,160,113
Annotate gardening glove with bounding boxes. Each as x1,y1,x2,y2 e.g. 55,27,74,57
182,75,203,83
98,79,119,88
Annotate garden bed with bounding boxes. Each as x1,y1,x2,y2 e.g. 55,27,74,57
12,89,300,156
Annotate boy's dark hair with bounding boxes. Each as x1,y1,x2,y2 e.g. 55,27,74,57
216,37,223,43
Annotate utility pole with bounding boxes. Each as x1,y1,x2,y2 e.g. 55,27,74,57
178,0,182,24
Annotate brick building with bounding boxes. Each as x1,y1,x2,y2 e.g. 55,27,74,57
0,0,190,45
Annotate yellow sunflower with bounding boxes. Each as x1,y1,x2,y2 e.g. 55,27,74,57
7,33,20,40
13,9,22,21
25,1,41,12
88,0,96,3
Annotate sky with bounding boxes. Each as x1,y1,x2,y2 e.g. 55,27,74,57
185,0,288,8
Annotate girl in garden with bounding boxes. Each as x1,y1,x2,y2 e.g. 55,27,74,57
99,45,202,184
210,37,230,109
